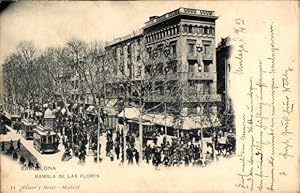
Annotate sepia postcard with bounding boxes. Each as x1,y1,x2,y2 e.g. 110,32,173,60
0,1,299,193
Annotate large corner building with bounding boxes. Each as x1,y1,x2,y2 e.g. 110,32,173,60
104,7,221,117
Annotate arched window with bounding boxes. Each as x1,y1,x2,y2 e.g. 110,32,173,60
209,27,213,35
170,27,174,36
183,25,187,33
200,26,204,34
188,25,193,33
204,26,208,35
211,27,215,35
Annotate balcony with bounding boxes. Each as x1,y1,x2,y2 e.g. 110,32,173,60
187,72,214,80
187,52,198,60
184,93,221,103
202,53,213,60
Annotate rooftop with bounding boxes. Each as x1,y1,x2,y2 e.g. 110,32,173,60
105,28,143,47
144,7,217,28
105,7,217,48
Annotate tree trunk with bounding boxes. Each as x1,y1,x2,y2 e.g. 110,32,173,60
96,107,101,163
27,101,30,119
138,108,143,160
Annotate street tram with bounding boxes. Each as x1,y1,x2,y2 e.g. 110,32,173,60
20,119,38,139
33,125,59,154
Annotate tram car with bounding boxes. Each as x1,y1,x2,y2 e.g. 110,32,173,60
33,125,59,154
20,119,38,140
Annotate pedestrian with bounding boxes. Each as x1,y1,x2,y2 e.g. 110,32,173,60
134,149,139,165
115,142,120,160
35,163,40,170
19,156,26,164
145,145,152,164
16,122,20,134
16,139,21,151
28,160,34,168
127,147,133,164
1,142,5,152
9,140,14,153
12,151,18,160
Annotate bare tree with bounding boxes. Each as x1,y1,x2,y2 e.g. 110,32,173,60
112,39,185,159
3,41,39,118
42,46,74,114
65,38,116,162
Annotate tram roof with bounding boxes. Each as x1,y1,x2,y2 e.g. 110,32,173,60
34,125,56,136
21,119,38,126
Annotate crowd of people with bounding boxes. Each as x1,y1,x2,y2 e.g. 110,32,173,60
1,107,236,168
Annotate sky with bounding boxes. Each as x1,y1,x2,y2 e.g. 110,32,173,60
0,1,235,65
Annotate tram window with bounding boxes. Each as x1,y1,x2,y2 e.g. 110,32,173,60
48,136,53,144
41,136,46,143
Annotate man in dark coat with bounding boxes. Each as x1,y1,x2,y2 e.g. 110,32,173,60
115,142,120,160
134,149,139,165
16,139,21,151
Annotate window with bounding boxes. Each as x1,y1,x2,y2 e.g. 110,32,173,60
170,41,177,56
203,61,211,72
127,46,131,58
204,63,209,72
189,80,195,88
204,26,208,34
188,62,195,72
188,43,194,53
137,65,142,76
202,41,211,54
183,25,187,33
188,25,193,33
211,27,215,35
200,26,204,34
203,82,211,94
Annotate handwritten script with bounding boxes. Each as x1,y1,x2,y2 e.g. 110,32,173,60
234,21,296,192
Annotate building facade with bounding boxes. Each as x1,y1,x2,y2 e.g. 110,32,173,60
105,7,221,117
216,36,232,110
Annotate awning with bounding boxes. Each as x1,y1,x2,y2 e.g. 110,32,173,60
143,113,174,127
181,115,220,130
118,108,174,127
118,107,140,120
127,120,154,126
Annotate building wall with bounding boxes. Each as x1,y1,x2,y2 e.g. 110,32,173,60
216,37,232,109
105,7,221,114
